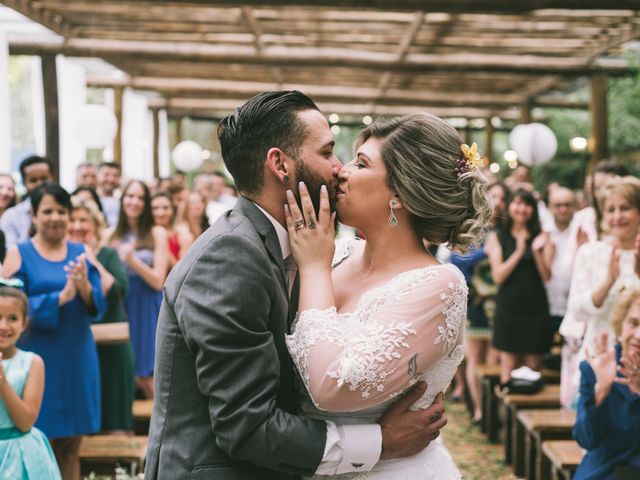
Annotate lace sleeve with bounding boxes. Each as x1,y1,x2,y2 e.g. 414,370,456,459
285,264,467,412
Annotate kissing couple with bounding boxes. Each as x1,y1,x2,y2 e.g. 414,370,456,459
146,91,491,479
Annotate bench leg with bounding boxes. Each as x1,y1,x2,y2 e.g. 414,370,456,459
487,378,500,442
512,407,526,477
504,404,512,464
536,442,551,480
525,431,536,480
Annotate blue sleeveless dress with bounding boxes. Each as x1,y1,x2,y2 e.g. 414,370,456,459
122,234,163,377
15,240,107,438
0,350,61,479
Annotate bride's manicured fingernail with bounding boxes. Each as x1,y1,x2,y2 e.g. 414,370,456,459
321,185,327,192
299,181,306,190
286,190,294,198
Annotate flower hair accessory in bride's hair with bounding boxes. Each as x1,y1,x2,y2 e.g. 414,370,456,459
454,142,483,177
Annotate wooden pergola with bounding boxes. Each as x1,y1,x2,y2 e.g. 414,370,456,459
3,0,640,172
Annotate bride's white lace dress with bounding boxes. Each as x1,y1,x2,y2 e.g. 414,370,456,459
286,239,467,479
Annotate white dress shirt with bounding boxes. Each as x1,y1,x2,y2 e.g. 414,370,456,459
254,203,382,475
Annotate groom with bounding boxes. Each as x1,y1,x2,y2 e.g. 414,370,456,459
145,91,447,479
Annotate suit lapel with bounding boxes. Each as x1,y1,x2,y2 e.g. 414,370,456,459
233,197,288,292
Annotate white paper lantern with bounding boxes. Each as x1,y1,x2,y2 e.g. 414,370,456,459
172,140,204,172
72,104,118,149
508,123,557,166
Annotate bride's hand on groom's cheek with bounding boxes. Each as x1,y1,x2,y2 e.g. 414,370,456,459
285,182,335,272
377,383,447,460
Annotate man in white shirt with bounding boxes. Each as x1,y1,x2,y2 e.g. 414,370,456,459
544,187,576,331
97,162,122,227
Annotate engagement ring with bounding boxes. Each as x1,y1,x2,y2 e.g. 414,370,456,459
294,220,305,230
76,274,82,280
308,222,316,230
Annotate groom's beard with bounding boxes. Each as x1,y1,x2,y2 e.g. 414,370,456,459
294,161,340,231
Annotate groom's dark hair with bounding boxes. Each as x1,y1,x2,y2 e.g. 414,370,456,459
217,90,319,195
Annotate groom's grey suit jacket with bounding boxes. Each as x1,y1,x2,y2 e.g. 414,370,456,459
145,197,327,480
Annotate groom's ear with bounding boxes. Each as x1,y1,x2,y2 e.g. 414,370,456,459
266,147,293,184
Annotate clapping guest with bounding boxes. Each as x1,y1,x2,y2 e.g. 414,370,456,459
1,183,106,480
573,288,640,480
176,190,210,239
486,188,553,384
151,191,193,269
560,176,640,408
107,180,169,399
68,197,134,433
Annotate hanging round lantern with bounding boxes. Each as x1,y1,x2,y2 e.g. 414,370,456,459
172,140,204,172
508,123,558,166
72,104,118,149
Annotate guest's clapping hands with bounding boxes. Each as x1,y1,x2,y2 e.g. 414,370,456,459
532,231,549,253
585,332,617,406
514,230,529,254
64,253,90,290
58,278,77,306
116,241,135,265
284,182,335,273
607,244,621,285
616,349,640,392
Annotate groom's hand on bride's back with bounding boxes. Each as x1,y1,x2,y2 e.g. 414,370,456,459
377,382,447,460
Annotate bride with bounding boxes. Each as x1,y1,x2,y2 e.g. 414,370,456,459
284,113,491,479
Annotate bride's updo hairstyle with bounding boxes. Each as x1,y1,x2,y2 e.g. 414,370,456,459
356,113,492,252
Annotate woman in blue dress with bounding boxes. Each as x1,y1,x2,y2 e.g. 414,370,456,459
107,180,168,399
2,183,106,480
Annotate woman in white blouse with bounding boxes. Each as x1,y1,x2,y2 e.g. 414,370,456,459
284,113,492,479
560,175,640,408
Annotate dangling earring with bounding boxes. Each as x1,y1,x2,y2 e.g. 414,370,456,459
388,199,398,227
283,175,290,184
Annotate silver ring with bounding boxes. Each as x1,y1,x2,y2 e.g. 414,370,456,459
294,220,305,231
308,222,316,230
75,274,82,280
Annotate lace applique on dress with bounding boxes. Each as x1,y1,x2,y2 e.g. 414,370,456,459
286,264,468,406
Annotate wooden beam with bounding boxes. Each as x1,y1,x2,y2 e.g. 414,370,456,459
590,73,608,166
3,0,73,37
7,37,631,75
484,117,494,164
86,75,532,108
152,108,160,178
534,96,589,109
520,98,533,124
30,0,640,13
113,86,123,166
149,96,523,120
241,6,283,85
41,54,60,182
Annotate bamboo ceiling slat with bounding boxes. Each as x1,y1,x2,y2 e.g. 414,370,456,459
4,0,640,118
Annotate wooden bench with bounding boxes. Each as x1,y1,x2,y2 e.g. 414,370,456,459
476,364,501,440
480,365,560,443
541,440,584,480
91,322,130,345
79,435,147,476
495,383,561,476
517,409,576,480
133,399,153,435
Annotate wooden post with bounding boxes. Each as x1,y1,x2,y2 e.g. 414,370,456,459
520,98,532,124
152,108,160,179
484,117,494,165
113,86,123,166
590,73,608,168
174,116,183,148
41,54,59,182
